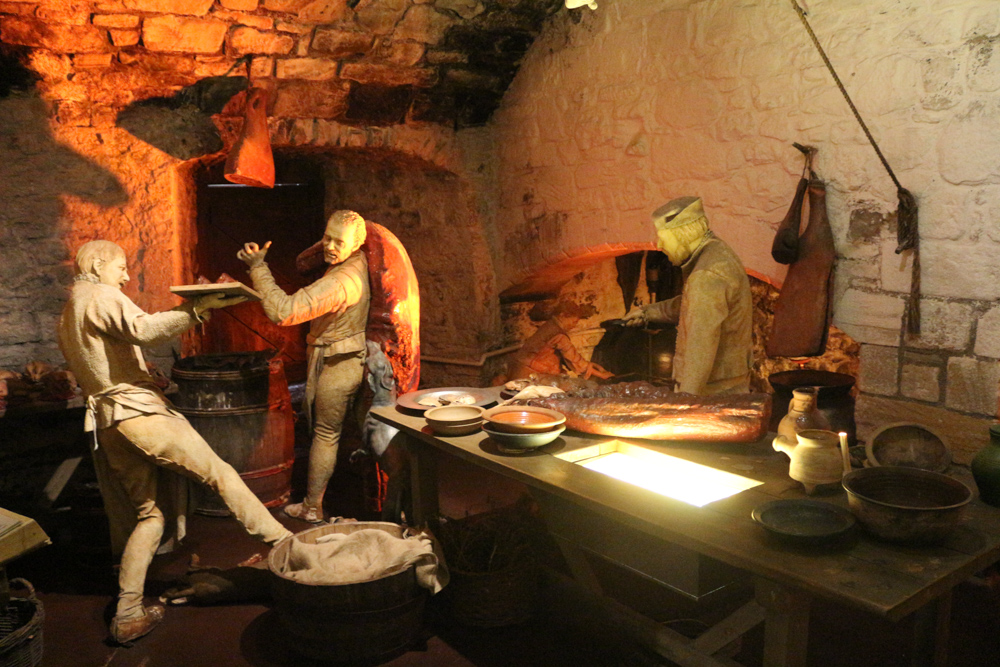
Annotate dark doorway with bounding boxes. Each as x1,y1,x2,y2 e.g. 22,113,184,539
192,155,326,382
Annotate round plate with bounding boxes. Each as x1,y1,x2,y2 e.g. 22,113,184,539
751,499,856,545
397,387,496,412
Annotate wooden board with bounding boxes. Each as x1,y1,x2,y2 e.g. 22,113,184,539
169,281,262,301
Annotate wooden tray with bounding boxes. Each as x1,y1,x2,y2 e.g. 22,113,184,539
170,282,262,301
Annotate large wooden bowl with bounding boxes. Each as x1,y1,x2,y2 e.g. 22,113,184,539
483,406,566,434
842,467,971,545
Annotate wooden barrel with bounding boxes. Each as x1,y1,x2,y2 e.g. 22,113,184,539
171,353,294,515
268,522,427,663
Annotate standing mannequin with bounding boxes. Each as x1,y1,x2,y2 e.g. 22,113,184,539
58,240,292,644
623,197,753,395
239,210,371,524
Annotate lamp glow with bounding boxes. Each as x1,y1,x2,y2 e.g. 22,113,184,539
559,441,761,507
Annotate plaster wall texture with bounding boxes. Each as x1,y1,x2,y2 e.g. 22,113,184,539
490,0,1000,434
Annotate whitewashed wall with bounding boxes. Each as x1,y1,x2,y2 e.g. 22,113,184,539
489,0,1000,458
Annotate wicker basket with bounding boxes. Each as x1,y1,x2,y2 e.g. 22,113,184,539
449,560,538,627
0,579,44,667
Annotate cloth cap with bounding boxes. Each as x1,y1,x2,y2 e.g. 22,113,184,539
652,196,705,229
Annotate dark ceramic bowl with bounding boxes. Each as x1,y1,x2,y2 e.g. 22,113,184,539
866,422,950,472
842,466,971,545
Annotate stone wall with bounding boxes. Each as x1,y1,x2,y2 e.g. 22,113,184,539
490,0,1000,458
0,0,516,380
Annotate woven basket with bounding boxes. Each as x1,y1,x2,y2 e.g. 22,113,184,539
0,579,44,667
449,559,538,627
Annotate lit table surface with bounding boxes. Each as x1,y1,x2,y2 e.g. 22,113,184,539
372,401,1000,667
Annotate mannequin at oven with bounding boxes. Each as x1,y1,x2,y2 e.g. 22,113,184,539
58,240,292,645
509,300,613,381
239,210,371,524
622,197,752,395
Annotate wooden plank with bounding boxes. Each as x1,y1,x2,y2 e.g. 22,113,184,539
910,591,951,667
756,578,810,667
690,600,766,655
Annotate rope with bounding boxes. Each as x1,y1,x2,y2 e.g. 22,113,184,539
790,0,921,334
789,1,900,190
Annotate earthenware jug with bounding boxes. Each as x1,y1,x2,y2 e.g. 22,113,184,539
773,428,845,495
972,424,1000,507
777,387,830,442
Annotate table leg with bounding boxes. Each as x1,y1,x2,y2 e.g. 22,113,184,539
911,590,951,667
755,577,811,667
406,434,439,528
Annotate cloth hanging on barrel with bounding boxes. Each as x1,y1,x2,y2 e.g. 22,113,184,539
766,179,836,358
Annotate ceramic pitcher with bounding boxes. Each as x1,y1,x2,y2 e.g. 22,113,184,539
773,428,845,494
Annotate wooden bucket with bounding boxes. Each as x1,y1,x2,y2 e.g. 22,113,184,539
171,353,294,514
267,522,427,663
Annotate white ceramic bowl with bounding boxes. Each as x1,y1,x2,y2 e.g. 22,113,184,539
483,406,566,434
425,405,485,436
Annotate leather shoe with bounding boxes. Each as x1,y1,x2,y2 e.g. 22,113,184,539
110,604,165,644
283,501,324,524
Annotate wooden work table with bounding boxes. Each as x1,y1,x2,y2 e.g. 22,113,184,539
372,401,1000,667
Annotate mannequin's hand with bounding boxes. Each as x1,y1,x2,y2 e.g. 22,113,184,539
237,241,271,268
192,293,247,319
585,363,614,380
621,307,648,327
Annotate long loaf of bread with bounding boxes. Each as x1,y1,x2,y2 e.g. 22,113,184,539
522,382,772,442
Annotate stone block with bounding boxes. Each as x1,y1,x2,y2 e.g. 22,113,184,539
340,63,435,87
124,0,214,16
212,9,273,30
263,0,347,23
276,21,314,34
143,15,228,54
73,53,114,68
1,16,110,53
968,35,1000,93
975,306,1000,359
904,299,974,352
855,394,991,466
0,311,39,346
859,344,899,396
832,289,904,346
435,0,484,21
230,27,296,56
221,0,259,10
36,6,90,26
312,28,374,57
373,39,424,67
276,57,338,80
355,0,407,35
938,102,1000,185
921,238,1000,301
109,29,141,47
394,5,455,45
0,3,35,16
271,79,349,118
946,356,1000,416
900,364,940,403
250,57,274,79
879,238,913,294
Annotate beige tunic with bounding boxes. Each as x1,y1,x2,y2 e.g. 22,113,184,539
58,279,200,555
249,252,371,419
644,233,753,395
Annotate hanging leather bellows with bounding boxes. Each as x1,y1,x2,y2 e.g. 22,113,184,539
771,143,816,265
224,86,274,188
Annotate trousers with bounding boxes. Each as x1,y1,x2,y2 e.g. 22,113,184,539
99,413,291,618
